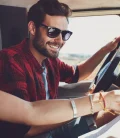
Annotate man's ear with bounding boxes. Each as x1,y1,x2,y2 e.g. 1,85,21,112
28,21,36,36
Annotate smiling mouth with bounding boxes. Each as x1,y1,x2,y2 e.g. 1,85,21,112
50,45,60,49
48,44,61,52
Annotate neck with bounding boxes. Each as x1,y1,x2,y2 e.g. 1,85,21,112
28,40,46,65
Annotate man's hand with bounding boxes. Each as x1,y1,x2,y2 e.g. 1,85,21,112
94,110,118,127
94,90,120,127
102,36,120,54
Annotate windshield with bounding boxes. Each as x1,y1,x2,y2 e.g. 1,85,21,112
59,15,120,80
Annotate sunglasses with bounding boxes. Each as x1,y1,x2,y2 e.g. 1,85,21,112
40,24,73,41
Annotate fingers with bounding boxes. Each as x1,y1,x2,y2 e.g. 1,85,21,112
114,36,120,41
105,36,120,52
112,37,117,43
112,36,120,45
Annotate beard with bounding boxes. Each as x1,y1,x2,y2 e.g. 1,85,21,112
32,30,61,58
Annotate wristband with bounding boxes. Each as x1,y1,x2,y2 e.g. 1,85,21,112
88,94,94,114
70,99,77,118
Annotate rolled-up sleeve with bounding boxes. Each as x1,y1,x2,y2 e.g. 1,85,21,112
57,58,79,83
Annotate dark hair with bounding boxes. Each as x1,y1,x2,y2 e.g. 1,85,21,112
27,0,72,28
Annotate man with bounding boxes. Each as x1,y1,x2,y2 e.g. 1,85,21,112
0,0,120,138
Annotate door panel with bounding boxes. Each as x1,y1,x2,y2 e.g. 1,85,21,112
58,81,119,99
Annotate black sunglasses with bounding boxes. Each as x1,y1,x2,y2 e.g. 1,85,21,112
40,24,73,41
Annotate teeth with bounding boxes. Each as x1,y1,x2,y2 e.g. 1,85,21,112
50,45,59,49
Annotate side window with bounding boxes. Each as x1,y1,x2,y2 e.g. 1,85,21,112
59,15,120,80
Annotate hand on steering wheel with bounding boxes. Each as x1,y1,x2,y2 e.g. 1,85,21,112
90,42,120,93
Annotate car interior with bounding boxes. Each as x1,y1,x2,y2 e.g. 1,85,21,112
0,0,120,99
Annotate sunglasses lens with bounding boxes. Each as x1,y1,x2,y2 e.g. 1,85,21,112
48,27,60,38
47,26,72,41
62,31,72,41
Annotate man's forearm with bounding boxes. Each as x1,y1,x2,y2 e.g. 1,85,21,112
28,94,103,126
77,47,107,81
0,90,110,127
0,90,101,126
77,37,120,81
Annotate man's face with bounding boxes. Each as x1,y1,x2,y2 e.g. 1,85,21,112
32,14,68,58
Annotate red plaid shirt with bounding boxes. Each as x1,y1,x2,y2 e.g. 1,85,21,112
0,39,79,138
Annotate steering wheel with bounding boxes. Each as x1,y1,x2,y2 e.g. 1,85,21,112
89,42,120,93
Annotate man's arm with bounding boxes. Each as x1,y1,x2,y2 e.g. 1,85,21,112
77,37,120,81
26,91,120,137
0,90,120,136
0,89,119,136
0,90,30,124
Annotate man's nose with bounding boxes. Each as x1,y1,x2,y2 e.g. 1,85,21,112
54,33,63,43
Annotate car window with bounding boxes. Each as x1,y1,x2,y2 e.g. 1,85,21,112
59,15,120,80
